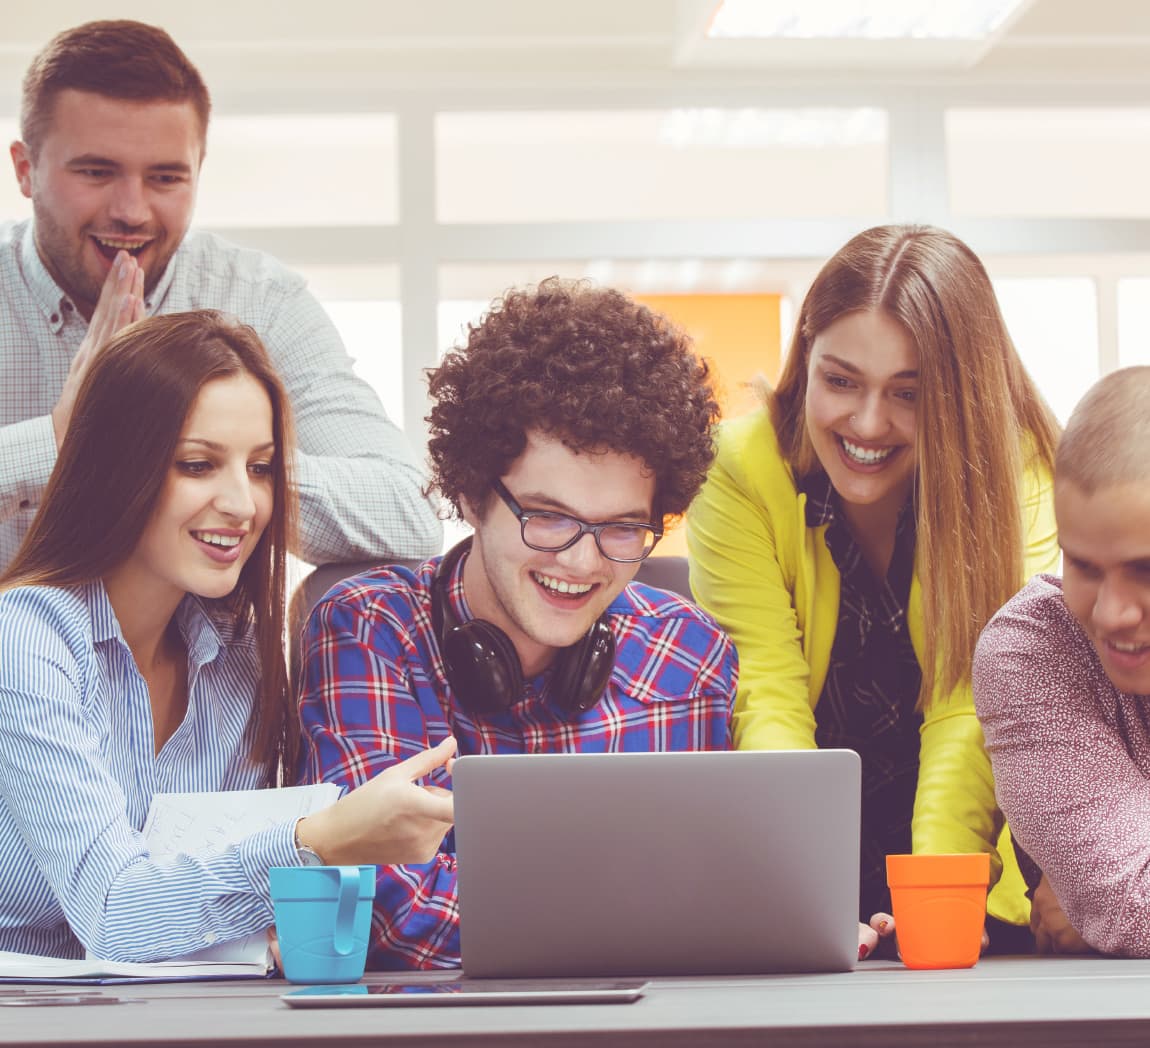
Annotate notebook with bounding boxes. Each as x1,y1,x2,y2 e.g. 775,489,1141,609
0,782,341,984
453,749,861,978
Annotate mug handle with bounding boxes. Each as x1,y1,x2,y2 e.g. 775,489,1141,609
333,867,360,956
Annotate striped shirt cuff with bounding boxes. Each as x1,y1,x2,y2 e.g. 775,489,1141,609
237,821,301,906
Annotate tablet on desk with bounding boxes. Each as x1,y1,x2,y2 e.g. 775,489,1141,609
281,979,647,1008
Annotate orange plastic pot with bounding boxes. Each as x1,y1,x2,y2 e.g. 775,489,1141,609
885,853,990,970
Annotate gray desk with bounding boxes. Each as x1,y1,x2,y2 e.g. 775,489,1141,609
3,958,1150,1047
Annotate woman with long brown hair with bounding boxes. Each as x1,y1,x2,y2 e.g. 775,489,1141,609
0,304,453,961
688,225,1059,952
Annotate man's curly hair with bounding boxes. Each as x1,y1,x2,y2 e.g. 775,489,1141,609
427,278,720,523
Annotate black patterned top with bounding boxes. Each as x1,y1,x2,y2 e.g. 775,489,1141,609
801,471,922,921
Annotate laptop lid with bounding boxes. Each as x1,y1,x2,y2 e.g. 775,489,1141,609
453,749,861,978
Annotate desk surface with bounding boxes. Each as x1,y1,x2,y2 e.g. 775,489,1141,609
3,957,1150,1048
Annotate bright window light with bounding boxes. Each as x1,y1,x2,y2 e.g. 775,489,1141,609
708,0,1025,40
1118,279,1150,368
658,108,886,148
320,300,404,429
993,278,1098,425
437,109,888,222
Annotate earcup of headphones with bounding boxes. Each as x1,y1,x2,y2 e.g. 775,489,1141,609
550,618,616,714
440,618,524,715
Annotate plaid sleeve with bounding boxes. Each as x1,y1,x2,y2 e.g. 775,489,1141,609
297,591,461,969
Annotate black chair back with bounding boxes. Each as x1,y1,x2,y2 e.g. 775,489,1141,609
632,555,692,599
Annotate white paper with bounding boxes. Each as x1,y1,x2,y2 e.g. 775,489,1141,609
133,782,342,973
142,782,342,860
0,782,342,982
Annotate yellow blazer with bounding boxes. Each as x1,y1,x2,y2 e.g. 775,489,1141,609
686,409,1058,926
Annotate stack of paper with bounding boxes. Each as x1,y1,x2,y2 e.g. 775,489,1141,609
1,781,341,983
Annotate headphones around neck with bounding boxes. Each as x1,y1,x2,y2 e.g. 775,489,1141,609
430,538,616,716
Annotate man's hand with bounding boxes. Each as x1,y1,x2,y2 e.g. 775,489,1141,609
297,737,457,867
51,251,145,449
1031,874,1091,954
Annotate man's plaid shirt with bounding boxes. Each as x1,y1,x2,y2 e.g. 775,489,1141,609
297,553,737,969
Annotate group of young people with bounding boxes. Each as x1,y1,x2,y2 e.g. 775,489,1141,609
0,18,1146,971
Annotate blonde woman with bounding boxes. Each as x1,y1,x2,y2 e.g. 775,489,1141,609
688,225,1059,952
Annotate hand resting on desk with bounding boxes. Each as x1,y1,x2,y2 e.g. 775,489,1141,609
858,912,896,960
1031,874,1091,955
858,912,994,960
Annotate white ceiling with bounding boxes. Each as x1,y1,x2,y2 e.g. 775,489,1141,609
3,0,1150,110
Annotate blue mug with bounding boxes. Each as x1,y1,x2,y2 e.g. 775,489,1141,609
269,866,376,984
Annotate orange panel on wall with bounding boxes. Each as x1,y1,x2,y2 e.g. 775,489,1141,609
635,293,783,556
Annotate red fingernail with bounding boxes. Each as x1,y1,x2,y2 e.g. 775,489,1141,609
859,944,869,961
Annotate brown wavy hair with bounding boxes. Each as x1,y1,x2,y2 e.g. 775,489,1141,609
427,278,720,524
771,224,1059,707
21,20,211,157
0,311,297,781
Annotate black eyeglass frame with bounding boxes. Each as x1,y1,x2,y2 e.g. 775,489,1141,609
491,479,663,563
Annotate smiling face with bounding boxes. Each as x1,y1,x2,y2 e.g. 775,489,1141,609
104,373,275,617
1057,478,1150,695
461,430,656,677
11,89,202,318
804,308,919,520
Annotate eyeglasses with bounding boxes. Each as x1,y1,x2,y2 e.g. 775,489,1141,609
491,479,662,563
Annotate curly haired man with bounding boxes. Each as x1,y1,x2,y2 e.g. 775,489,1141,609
297,279,737,969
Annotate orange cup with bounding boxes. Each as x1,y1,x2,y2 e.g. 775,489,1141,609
885,853,990,970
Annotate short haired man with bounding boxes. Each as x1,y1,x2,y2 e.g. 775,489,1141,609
2,20,439,567
297,279,737,969
974,366,1150,956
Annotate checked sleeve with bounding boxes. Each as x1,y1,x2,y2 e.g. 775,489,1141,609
297,590,461,969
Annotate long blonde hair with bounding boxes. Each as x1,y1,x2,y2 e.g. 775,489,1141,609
771,224,1059,707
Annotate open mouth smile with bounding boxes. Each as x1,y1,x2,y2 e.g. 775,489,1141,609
189,529,248,566
91,235,154,262
1105,638,1150,656
838,436,897,466
531,570,595,600
191,531,243,549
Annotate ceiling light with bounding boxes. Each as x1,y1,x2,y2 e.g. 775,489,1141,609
708,0,1026,41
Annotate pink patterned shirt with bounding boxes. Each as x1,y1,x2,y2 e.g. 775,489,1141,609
974,574,1150,956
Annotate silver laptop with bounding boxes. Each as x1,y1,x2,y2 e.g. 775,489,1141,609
453,749,860,978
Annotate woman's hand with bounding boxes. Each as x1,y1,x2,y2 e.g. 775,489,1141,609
296,737,457,867
858,910,994,960
858,911,896,960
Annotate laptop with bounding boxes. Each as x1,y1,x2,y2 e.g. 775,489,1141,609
453,749,861,978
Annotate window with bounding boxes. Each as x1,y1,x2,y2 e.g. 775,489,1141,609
949,109,1150,218
437,109,887,222
993,277,1098,422
198,115,398,227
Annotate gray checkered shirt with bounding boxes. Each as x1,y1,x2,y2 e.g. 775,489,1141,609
0,219,441,569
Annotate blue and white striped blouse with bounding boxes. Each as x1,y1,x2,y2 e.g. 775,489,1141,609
0,581,297,961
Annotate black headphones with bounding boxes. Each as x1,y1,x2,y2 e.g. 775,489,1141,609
430,538,616,716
